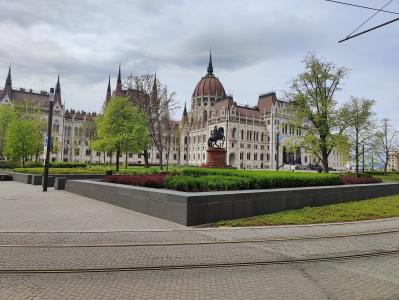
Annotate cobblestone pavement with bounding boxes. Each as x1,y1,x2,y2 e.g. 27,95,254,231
1,255,399,299
1,181,399,299
0,182,185,231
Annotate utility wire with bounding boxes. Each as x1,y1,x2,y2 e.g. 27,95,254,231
346,0,395,38
339,17,399,42
325,0,399,15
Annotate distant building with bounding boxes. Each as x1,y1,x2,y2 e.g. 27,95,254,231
1,56,346,170
178,54,346,170
0,67,96,163
389,150,399,171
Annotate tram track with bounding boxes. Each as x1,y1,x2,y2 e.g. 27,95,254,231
1,228,398,248
1,249,398,275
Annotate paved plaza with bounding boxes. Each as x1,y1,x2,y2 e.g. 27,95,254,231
1,181,399,299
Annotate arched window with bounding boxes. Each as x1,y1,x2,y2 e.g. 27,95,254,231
241,129,244,139
232,128,236,138
74,127,78,137
203,110,208,122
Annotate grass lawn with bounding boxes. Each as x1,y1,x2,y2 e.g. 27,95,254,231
373,173,399,183
214,195,399,227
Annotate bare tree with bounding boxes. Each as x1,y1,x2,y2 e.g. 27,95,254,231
346,97,376,176
123,74,178,170
374,118,397,174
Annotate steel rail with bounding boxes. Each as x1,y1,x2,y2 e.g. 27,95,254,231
1,228,398,248
1,250,398,275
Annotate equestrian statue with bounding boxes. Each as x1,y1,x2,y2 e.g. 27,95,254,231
208,126,225,148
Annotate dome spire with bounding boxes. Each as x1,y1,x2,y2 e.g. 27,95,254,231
207,51,213,74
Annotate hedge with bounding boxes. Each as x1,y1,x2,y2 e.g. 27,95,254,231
104,174,166,188
13,167,107,175
181,168,341,189
165,175,253,192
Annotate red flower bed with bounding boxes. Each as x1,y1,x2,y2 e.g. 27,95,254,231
104,174,166,188
340,176,382,185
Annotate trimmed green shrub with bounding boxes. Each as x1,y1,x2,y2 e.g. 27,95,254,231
181,168,341,189
165,175,252,192
0,161,19,169
14,167,106,175
49,162,87,168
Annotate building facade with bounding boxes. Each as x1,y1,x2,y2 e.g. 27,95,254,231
1,57,346,170
389,150,399,171
178,55,346,170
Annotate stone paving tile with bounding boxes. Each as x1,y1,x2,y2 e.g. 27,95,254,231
0,231,217,246
0,242,288,270
1,233,398,271
1,255,399,299
198,218,399,241
0,182,185,232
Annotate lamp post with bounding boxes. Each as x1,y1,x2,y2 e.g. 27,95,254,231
43,88,55,192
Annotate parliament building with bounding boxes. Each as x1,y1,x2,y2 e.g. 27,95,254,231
0,56,346,170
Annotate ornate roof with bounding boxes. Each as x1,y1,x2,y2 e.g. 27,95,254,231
193,53,226,98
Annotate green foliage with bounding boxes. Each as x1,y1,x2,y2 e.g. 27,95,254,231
215,195,399,226
0,105,16,159
49,162,87,168
181,168,341,189
287,54,351,172
5,117,42,167
14,167,106,175
94,97,151,171
0,160,19,169
165,175,252,192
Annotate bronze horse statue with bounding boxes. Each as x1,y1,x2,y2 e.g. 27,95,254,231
208,126,225,148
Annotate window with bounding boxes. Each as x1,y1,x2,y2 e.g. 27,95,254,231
241,130,244,139
240,152,244,160
254,153,258,161
96,152,101,157
260,154,264,161
75,148,80,156
85,149,91,156
247,153,251,160
232,128,236,138
173,154,177,160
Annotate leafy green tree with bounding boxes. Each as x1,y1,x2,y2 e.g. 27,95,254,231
5,118,42,167
0,105,16,160
287,54,351,173
346,97,376,176
95,97,150,172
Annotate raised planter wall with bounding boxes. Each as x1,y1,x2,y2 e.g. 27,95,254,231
65,180,399,226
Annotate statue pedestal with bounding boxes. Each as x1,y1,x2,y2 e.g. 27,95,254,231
203,147,227,168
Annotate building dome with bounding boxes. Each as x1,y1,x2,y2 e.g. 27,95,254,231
193,54,226,98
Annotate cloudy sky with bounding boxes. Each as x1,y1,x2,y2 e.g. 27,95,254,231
0,0,398,126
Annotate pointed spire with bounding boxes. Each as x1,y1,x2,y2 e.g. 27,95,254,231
55,74,60,92
149,73,158,105
54,75,62,105
183,101,188,117
207,51,213,74
115,65,122,96
117,64,121,83
105,74,112,104
2,65,13,99
6,65,12,85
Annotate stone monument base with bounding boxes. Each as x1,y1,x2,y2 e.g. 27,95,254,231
202,147,227,168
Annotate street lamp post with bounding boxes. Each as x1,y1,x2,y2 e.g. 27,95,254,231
43,88,55,192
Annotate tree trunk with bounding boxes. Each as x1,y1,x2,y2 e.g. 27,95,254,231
362,144,365,174
22,157,25,168
125,153,128,169
143,149,149,168
116,149,120,173
159,149,163,170
355,129,359,177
